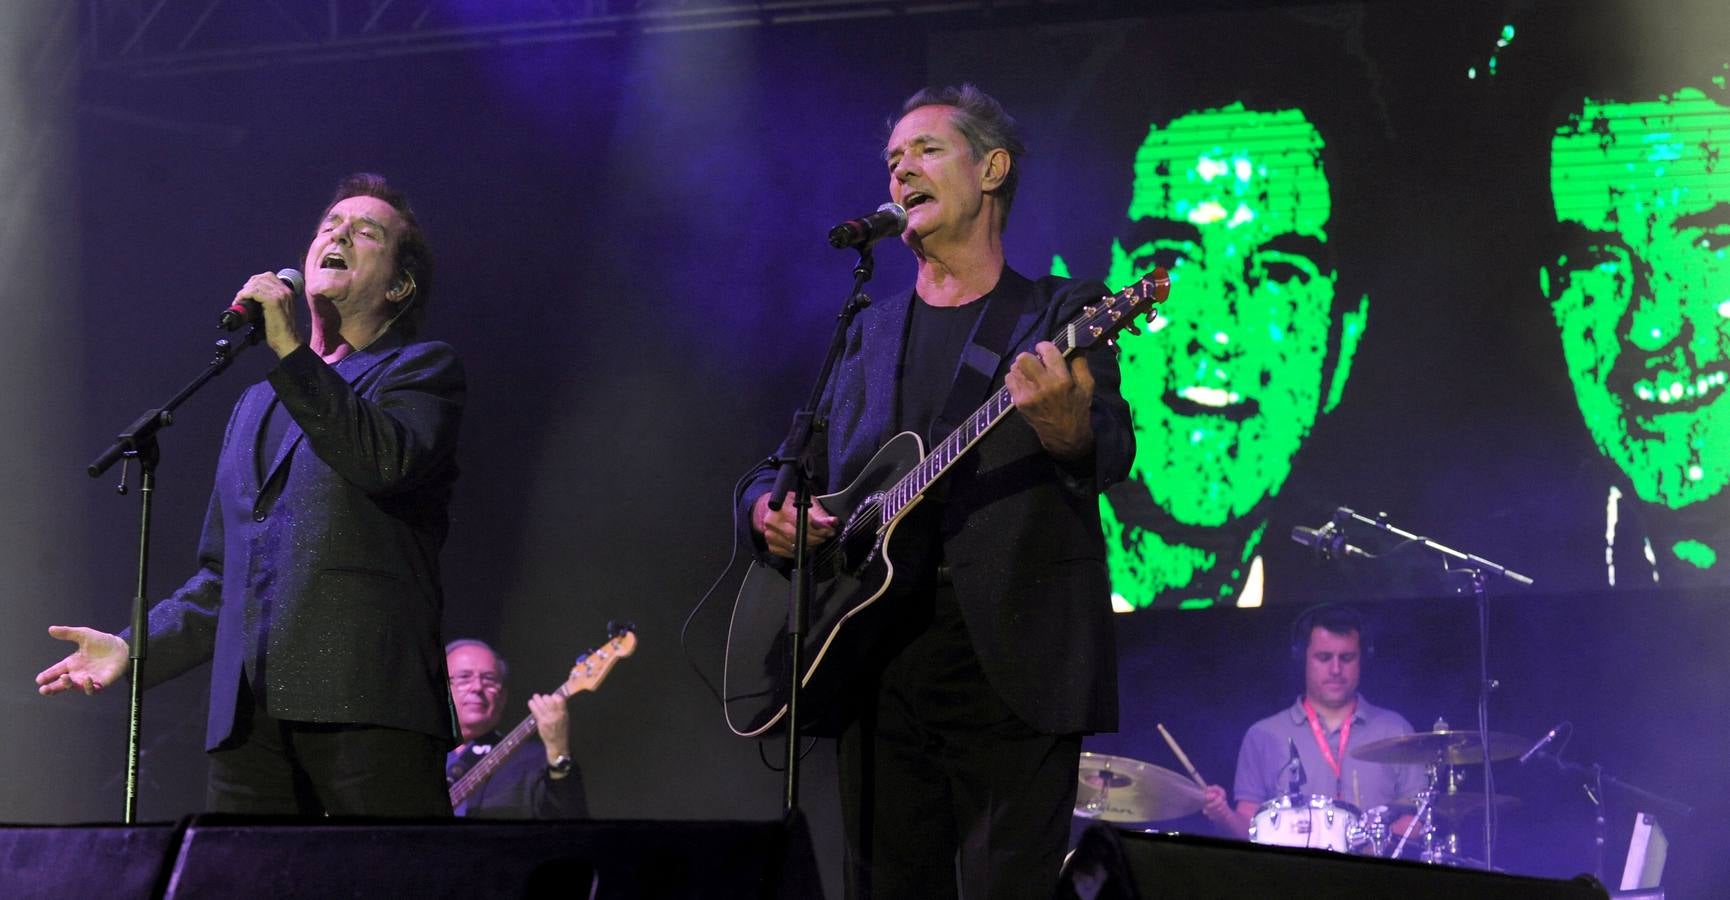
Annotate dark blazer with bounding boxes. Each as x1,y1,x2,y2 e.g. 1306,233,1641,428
136,331,465,750
741,268,1133,735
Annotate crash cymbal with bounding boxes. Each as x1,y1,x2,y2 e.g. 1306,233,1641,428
1074,752,1205,823
1391,792,1522,819
1350,730,1530,765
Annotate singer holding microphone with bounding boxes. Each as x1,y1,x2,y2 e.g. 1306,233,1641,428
34,173,465,816
739,84,1133,898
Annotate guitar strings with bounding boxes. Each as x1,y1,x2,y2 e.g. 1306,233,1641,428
792,287,1149,571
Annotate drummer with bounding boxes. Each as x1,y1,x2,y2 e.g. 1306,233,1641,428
1200,604,1424,842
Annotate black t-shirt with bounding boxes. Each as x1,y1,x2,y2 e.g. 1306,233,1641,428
899,296,988,446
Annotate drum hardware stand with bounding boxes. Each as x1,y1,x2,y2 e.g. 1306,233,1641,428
1392,756,1443,862
1332,508,1533,870
86,326,263,824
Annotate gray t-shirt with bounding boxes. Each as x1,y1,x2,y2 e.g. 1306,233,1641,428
1232,695,1425,812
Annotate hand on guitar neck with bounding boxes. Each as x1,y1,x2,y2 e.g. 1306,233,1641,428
1004,341,1097,461
526,692,571,768
752,491,839,559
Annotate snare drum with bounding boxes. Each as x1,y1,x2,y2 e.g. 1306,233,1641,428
1248,794,1362,852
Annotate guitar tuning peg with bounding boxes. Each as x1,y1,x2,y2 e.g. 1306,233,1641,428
1123,320,1142,336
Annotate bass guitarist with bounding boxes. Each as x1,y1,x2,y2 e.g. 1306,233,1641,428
444,639,587,819
739,84,1135,899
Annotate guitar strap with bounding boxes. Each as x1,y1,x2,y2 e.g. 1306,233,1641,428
930,268,1029,441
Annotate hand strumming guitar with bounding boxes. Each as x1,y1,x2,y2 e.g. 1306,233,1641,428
752,491,839,559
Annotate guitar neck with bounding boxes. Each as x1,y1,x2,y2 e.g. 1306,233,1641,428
881,324,1084,522
448,683,569,807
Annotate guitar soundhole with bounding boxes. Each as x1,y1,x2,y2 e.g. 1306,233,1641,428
830,492,887,578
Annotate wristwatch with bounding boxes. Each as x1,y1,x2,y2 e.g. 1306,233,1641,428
548,754,574,776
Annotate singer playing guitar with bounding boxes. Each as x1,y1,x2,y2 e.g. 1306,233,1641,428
739,84,1135,899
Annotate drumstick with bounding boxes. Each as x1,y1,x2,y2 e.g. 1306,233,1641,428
1156,723,1210,790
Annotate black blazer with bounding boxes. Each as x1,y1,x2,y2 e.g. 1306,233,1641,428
742,268,1133,735
137,331,465,750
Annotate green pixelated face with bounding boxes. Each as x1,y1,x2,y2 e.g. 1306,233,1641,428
1547,89,1730,509
1106,105,1338,527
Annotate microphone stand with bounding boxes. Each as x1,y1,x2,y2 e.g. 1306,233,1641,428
1334,507,1532,870
1534,751,1693,884
86,325,261,823
764,245,875,816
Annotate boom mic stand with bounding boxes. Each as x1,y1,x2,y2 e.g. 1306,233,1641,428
1533,750,1692,883
1332,507,1532,871
86,324,262,823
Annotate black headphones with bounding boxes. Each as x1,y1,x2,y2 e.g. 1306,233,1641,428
1289,603,1375,663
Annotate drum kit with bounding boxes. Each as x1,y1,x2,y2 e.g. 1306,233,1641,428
1075,726,1530,869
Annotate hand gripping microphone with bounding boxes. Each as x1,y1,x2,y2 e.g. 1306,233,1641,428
219,268,304,331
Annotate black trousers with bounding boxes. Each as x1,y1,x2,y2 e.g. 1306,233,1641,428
206,679,452,817
839,583,1083,900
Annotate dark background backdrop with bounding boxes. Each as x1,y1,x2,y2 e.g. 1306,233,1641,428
1,1,1724,895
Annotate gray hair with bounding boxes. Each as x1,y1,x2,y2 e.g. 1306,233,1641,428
444,638,509,680
898,83,1026,221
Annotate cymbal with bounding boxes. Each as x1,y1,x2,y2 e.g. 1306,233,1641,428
1350,730,1530,765
1074,752,1205,822
1392,792,1522,819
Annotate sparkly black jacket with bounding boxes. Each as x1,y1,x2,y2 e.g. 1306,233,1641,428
137,330,465,750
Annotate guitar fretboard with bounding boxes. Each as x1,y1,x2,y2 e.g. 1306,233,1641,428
879,315,1092,524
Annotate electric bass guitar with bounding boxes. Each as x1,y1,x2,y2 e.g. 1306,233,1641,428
722,271,1170,737
448,624,637,808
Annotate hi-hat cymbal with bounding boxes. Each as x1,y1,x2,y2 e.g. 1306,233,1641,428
1074,752,1205,822
1392,792,1522,819
1350,730,1530,765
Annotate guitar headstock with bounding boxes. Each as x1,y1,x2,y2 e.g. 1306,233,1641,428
561,626,638,697
1068,267,1171,351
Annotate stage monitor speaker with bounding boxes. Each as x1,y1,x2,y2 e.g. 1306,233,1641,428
162,814,821,899
1059,825,1609,900
0,822,181,900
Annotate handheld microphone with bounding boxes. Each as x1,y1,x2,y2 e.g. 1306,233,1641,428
827,203,907,249
220,268,304,331
1291,521,1372,560
1518,721,1566,764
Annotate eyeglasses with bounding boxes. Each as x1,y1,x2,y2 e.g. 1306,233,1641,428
449,672,503,690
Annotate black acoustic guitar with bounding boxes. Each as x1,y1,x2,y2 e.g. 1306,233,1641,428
723,270,1170,737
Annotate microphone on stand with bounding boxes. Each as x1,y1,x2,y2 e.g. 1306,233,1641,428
219,268,304,331
1518,722,1567,764
1285,738,1306,795
827,203,907,249
1291,519,1372,560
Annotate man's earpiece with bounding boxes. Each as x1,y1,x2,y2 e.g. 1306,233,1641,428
389,272,417,304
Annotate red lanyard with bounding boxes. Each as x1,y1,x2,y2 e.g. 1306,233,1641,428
1301,697,1356,784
